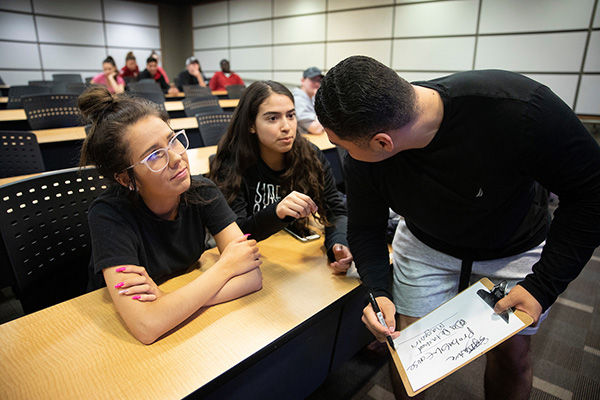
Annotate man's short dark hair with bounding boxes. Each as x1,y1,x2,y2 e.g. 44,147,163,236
315,55,417,143
146,57,157,65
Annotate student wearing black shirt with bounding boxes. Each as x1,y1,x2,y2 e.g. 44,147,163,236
315,56,600,399
208,80,353,273
78,86,262,344
177,56,209,92
138,57,178,95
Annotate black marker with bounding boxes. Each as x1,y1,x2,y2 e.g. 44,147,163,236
368,292,395,351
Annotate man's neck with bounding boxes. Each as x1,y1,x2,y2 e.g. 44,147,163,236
392,86,444,152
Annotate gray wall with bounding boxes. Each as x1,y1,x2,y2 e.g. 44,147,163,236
0,0,163,84
192,0,600,115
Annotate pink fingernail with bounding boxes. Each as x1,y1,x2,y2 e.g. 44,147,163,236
118,289,129,295
244,233,251,238
114,282,124,288
132,295,141,300
115,267,126,272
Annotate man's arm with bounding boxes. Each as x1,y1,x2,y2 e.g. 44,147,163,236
517,86,600,312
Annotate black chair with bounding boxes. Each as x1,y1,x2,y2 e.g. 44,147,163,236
183,95,222,118
0,75,5,85
28,80,54,88
0,131,45,178
225,84,246,99
0,166,109,313
21,94,82,130
64,82,87,95
183,85,211,98
7,85,51,109
130,80,162,94
195,112,232,147
132,91,166,112
52,73,83,83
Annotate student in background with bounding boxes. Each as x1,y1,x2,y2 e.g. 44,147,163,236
292,67,325,135
91,56,125,94
208,80,352,274
139,57,178,95
120,51,139,81
209,59,244,91
150,50,170,84
315,55,600,399
78,86,263,345
177,56,209,92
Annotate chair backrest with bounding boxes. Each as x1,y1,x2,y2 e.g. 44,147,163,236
28,80,54,88
52,73,83,83
182,95,222,118
225,84,246,99
21,94,82,130
0,167,109,313
195,112,232,147
63,82,87,95
132,91,166,112
130,80,162,94
183,85,211,98
7,85,51,109
0,131,46,178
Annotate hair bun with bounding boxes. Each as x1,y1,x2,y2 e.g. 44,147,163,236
78,85,117,124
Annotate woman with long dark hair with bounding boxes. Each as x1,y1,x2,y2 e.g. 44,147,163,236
208,80,352,273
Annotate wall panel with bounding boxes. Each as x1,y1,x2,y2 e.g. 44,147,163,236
194,26,229,50
231,47,272,70
274,14,326,44
327,8,393,41
36,16,105,46
103,0,158,26
105,24,160,49
327,40,392,68
584,31,600,72
479,0,594,34
393,37,475,71
229,0,272,22
193,2,228,27
475,32,587,72
0,12,37,41
0,42,41,69
394,1,479,37
328,0,392,11
32,0,102,20
274,0,326,17
273,43,325,70
575,75,600,115
230,20,272,47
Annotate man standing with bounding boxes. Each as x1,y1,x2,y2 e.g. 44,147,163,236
314,56,600,399
292,67,325,135
177,56,209,92
209,59,244,91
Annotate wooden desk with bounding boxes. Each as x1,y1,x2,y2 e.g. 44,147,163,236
166,90,228,98
0,99,239,123
0,96,7,103
164,99,238,112
0,231,366,399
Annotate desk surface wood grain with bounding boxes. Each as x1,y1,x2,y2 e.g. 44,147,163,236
0,231,360,400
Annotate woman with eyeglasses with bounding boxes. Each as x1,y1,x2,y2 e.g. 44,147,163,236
208,80,353,274
78,86,262,344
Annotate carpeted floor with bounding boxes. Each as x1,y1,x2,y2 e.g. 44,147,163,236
308,245,600,400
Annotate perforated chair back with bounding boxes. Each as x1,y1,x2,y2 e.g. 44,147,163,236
130,80,163,94
7,85,51,109
28,80,54,88
21,94,82,130
52,73,83,83
195,112,232,147
225,84,246,99
0,167,109,313
0,131,45,178
132,91,166,112
183,95,222,118
183,85,211,98
64,82,87,95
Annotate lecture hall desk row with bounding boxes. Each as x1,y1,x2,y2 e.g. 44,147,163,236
0,226,371,399
0,99,238,128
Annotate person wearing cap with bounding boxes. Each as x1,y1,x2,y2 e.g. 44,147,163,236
177,56,209,92
292,67,324,135
209,59,245,92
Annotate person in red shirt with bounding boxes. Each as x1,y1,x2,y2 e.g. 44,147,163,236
120,51,139,81
209,59,245,91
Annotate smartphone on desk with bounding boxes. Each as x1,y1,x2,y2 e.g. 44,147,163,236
284,225,321,242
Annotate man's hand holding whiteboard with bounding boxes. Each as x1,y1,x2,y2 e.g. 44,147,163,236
388,278,533,397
